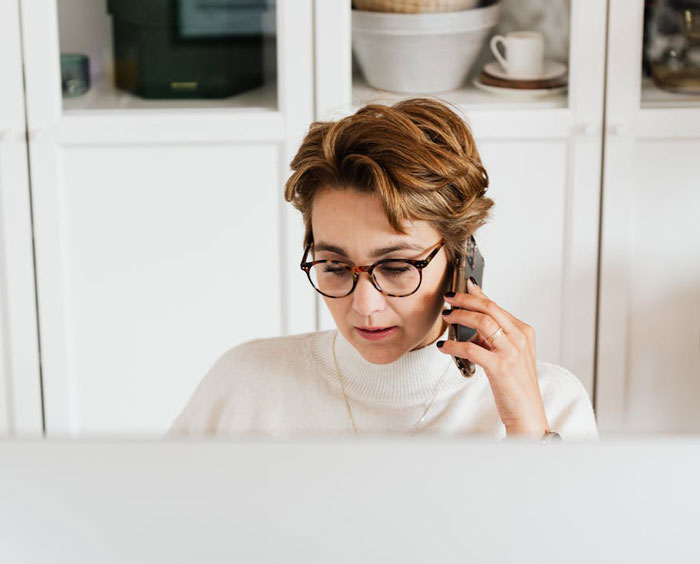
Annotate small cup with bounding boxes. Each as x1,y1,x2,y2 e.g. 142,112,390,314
60,53,91,98
489,31,544,79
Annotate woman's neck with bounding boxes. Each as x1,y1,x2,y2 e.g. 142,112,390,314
410,319,448,352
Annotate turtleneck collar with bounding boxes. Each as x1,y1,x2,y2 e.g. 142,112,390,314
315,324,476,407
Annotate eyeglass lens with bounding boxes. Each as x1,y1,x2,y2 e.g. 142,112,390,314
308,261,421,297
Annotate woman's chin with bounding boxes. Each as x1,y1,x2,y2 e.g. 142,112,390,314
360,349,402,365
350,329,404,364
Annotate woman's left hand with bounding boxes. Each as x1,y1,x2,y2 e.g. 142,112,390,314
437,278,550,438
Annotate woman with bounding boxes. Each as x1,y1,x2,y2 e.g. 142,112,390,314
166,97,598,441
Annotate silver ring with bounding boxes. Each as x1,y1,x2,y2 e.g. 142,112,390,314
485,326,504,344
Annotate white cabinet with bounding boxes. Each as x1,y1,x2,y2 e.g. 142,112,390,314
1,0,698,438
13,0,316,437
596,0,700,433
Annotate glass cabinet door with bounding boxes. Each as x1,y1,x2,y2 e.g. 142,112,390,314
316,0,581,120
57,0,278,111
641,0,700,108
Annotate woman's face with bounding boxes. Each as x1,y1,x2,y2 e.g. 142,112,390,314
310,188,451,364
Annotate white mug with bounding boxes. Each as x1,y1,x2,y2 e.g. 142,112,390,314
489,31,545,79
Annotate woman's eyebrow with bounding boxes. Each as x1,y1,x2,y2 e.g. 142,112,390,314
313,241,425,258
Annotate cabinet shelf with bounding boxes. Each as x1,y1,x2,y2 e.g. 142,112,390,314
641,77,700,110
54,75,284,144
351,73,568,114
62,74,278,114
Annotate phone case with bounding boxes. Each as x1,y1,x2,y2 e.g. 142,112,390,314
447,235,485,377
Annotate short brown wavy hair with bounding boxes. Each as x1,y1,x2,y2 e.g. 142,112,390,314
284,97,494,265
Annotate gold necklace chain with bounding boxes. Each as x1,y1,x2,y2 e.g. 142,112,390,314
330,330,452,435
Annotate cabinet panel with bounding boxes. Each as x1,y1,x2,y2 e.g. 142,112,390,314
617,139,700,432
0,0,43,437
35,144,282,436
598,0,700,433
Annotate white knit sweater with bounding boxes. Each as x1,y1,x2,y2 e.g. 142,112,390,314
164,327,599,441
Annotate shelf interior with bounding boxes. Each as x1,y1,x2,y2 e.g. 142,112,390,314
349,0,571,114
58,0,278,114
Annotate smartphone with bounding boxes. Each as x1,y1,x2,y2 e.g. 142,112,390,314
447,235,485,377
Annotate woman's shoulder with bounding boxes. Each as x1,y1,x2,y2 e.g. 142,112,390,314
218,329,331,366
195,329,334,392
235,328,328,349
164,330,334,437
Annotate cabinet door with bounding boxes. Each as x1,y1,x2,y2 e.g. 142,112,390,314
19,0,316,436
314,0,607,400
597,0,700,433
0,0,43,437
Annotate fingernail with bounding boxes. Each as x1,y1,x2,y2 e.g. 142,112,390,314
436,340,445,348
444,291,455,298
468,276,478,287
441,308,452,316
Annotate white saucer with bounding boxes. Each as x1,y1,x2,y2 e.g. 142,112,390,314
483,60,568,82
472,77,567,98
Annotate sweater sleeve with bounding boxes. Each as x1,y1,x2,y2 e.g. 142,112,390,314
161,348,237,439
538,361,600,441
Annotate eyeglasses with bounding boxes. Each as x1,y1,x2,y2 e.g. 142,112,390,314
300,238,446,298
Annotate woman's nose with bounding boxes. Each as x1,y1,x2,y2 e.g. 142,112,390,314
351,272,386,314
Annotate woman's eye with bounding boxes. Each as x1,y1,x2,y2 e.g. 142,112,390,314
379,266,411,275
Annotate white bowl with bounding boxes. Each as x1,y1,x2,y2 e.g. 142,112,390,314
352,2,501,93
353,0,481,12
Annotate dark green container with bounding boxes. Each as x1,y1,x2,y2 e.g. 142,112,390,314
107,0,270,99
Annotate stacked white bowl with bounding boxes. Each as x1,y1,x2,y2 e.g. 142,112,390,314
352,0,501,93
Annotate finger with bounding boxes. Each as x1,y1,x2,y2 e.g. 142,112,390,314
463,280,537,374
437,337,498,372
472,332,494,351
457,327,494,352
444,289,519,339
466,279,536,365
442,308,508,351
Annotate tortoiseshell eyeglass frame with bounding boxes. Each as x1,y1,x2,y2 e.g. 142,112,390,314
300,238,446,298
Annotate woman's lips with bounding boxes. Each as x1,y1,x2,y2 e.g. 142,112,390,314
355,326,398,341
